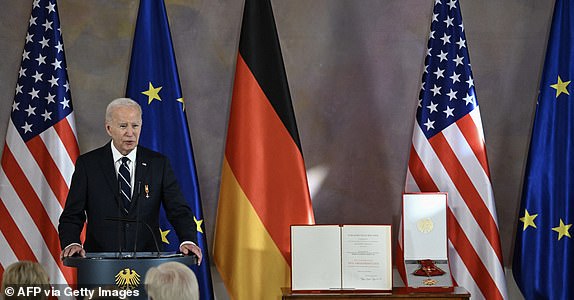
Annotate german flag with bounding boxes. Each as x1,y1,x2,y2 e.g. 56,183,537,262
213,0,315,299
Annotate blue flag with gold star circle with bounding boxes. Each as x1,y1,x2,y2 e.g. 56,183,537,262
125,0,214,299
513,0,574,299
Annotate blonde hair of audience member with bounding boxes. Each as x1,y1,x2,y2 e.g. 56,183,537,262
145,262,199,300
1,261,49,300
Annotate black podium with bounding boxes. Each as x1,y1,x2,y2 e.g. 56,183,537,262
64,252,197,299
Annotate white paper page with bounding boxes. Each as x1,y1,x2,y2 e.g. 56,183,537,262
291,225,342,290
341,225,392,290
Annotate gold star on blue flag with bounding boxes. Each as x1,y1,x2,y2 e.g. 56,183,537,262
513,0,574,298
126,0,214,298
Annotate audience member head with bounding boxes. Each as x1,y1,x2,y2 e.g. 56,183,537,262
144,262,199,300
1,260,50,300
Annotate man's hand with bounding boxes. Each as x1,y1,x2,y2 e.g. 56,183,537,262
180,243,202,265
60,244,85,260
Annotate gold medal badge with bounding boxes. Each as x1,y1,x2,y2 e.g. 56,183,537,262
423,278,438,286
417,217,434,233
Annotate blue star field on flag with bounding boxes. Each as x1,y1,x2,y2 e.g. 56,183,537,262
12,0,73,141
417,0,476,139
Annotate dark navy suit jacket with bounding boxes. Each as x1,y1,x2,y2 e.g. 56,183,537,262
58,142,197,252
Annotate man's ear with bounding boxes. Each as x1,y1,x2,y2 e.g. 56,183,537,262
105,123,112,136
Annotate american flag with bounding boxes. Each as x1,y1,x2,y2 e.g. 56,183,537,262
403,1,507,299
0,0,78,285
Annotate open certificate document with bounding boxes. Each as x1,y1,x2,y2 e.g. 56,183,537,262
341,225,392,290
291,225,392,291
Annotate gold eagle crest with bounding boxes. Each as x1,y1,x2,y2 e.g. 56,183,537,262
115,268,141,290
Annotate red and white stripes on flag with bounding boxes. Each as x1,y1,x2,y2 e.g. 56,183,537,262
405,109,507,299
402,1,507,299
0,0,79,285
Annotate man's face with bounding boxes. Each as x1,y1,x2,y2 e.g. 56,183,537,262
105,106,142,155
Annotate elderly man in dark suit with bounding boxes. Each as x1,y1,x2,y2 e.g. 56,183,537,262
58,98,202,263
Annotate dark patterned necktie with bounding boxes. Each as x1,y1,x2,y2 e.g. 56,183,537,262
118,157,131,213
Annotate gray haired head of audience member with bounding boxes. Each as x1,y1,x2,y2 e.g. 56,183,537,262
144,262,199,300
1,260,50,300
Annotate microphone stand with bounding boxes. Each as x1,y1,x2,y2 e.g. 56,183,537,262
132,181,141,258
117,177,124,259
105,217,162,257
144,221,162,258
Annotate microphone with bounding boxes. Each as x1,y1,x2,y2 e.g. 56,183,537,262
105,216,162,257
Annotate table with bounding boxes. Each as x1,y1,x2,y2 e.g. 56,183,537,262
281,287,470,300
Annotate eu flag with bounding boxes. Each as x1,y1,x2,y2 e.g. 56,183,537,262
513,0,574,299
125,0,214,299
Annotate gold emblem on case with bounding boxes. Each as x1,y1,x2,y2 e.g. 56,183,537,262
417,218,434,233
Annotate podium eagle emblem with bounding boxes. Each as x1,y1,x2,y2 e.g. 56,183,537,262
115,268,141,289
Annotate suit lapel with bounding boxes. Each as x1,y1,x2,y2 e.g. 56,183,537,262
99,142,121,208
132,147,151,206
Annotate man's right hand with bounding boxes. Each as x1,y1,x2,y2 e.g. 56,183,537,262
60,244,86,260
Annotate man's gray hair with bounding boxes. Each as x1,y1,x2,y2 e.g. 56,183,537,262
105,98,142,123
145,261,199,300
